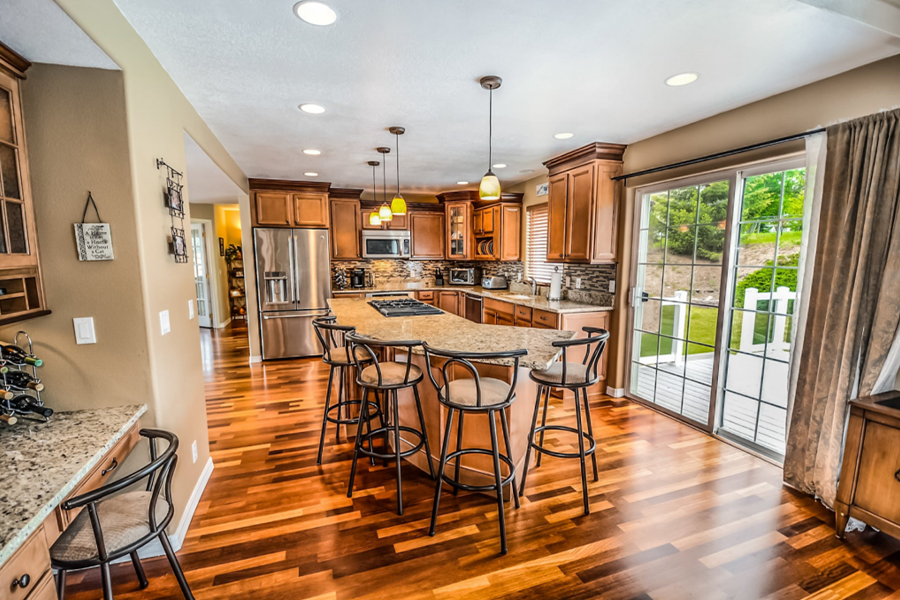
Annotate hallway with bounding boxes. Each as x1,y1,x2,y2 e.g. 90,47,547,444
64,324,900,599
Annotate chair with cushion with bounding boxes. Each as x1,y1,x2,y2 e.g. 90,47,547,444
51,429,193,600
421,343,527,555
519,327,609,516
345,332,435,515
312,317,380,465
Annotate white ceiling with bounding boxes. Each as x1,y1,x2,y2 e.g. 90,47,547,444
184,132,245,204
0,0,118,70
108,0,899,192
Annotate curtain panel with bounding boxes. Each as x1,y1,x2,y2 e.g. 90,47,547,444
784,109,900,508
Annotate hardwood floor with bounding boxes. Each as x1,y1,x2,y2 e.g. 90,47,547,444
65,324,900,599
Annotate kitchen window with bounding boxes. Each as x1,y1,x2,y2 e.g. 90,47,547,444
526,203,557,283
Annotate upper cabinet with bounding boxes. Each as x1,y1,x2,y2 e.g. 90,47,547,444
409,211,445,259
543,142,625,264
437,190,522,262
0,42,48,324
250,179,330,229
444,201,472,260
329,189,362,260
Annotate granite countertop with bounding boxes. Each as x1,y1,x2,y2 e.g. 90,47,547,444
332,283,613,315
0,404,147,566
329,297,574,370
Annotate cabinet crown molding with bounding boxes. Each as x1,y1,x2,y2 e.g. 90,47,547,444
543,142,627,174
249,178,331,193
0,40,31,79
436,190,524,206
329,187,364,200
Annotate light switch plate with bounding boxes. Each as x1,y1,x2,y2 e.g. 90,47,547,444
192,440,198,463
609,279,616,293
188,299,194,320
73,317,97,345
575,278,582,289
159,310,171,335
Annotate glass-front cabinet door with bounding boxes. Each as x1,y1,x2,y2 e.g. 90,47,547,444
446,202,470,260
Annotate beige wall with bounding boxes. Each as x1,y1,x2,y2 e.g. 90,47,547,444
1,64,152,413
609,53,900,391
51,0,250,529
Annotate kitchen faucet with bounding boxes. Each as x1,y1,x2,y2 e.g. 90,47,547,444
525,277,538,296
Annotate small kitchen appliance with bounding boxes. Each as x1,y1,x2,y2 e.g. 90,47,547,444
350,268,367,288
449,267,481,286
481,275,508,290
361,230,411,259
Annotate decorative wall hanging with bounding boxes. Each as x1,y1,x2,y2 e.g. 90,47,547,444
156,158,189,263
536,182,549,197
219,237,225,256
74,191,114,261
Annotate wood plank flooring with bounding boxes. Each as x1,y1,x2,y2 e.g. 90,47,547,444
64,324,900,599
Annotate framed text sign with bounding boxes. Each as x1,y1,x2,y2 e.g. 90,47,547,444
75,192,114,261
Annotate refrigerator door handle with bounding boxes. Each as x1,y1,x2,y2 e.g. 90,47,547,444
289,231,297,306
263,309,331,320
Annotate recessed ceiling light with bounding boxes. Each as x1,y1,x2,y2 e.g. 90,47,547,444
665,72,699,87
293,1,337,26
554,133,574,140
492,163,507,169
520,169,535,174
303,149,321,155
299,103,325,114
304,172,318,177
457,181,469,185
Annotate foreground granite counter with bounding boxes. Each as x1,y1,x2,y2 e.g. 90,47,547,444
329,297,574,370
333,284,613,315
0,404,147,566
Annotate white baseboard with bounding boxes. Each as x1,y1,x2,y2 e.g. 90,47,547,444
216,317,232,329
114,456,214,562
606,386,626,398
249,355,262,364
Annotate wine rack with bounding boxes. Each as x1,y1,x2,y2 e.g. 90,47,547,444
0,330,50,426
226,245,246,322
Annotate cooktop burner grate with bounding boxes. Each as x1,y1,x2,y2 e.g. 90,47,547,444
369,298,443,317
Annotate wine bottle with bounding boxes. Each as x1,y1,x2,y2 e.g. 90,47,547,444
0,413,17,425
12,397,52,418
0,388,13,400
4,371,43,391
0,342,41,367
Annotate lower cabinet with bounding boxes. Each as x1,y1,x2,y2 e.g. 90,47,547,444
438,290,460,315
415,290,435,306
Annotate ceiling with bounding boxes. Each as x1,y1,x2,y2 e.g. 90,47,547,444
25,1,900,193
184,133,245,204
0,0,118,70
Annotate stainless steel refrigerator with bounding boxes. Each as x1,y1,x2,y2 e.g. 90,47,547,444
254,228,331,359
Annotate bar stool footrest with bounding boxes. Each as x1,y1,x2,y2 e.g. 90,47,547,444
357,425,426,460
530,424,596,460
441,448,516,492
325,400,381,427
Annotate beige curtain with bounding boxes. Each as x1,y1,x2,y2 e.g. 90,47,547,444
784,109,900,508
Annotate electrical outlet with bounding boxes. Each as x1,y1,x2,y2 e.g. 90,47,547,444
188,299,194,320
159,310,171,335
576,278,582,289
192,440,198,463
565,276,571,287
609,279,616,293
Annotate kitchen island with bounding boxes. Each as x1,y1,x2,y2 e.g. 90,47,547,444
329,297,575,489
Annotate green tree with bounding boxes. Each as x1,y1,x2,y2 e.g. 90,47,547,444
741,169,806,229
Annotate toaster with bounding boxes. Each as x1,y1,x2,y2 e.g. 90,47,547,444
481,276,508,290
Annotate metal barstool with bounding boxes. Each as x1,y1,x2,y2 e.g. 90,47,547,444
312,317,381,465
519,327,609,515
422,343,527,555
346,333,435,515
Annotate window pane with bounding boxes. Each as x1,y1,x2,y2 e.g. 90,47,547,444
729,310,770,351
641,264,664,298
761,362,790,408
756,404,787,455
695,224,726,263
691,266,722,304
684,345,714,385
7,201,26,253
631,363,657,399
0,88,12,145
741,171,786,221
733,267,775,310
665,226,695,264
781,169,806,218
682,380,711,423
635,298,662,334
667,185,699,228
659,303,687,341
0,144,20,199
777,220,803,262
724,351,764,398
736,222,777,266
686,305,718,346
655,369,684,413
698,181,729,226
722,392,759,442
662,264,692,299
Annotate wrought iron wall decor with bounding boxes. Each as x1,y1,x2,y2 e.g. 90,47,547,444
157,158,189,263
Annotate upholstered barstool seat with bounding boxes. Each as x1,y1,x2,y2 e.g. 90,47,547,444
360,362,423,386
440,377,511,407
530,362,589,385
51,492,168,563
327,346,371,366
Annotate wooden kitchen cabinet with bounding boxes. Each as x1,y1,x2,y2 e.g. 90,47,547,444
330,197,360,259
416,290,435,305
473,203,520,262
543,142,625,264
836,393,900,541
254,192,293,226
410,212,445,259
438,290,459,315
250,179,332,228
293,192,329,228
445,201,472,260
514,305,532,327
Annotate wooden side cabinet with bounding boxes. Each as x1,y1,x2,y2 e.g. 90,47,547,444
410,212,445,259
836,392,900,540
329,198,360,259
254,192,292,226
293,192,329,228
438,290,460,316
249,179,331,229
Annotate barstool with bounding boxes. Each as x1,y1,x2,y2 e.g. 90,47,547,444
346,333,435,515
312,317,380,465
422,344,527,555
519,327,609,515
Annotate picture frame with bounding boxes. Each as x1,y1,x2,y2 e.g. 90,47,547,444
171,227,188,263
219,237,225,256
536,182,549,197
166,177,185,217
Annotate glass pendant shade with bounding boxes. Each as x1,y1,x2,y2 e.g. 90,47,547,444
368,211,382,226
391,194,407,215
378,203,393,221
479,171,501,200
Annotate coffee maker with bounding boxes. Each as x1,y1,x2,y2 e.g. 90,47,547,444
350,268,367,288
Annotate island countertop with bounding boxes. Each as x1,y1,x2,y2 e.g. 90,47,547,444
329,297,574,370
0,404,147,566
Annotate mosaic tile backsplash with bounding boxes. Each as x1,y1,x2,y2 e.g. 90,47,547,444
332,259,617,306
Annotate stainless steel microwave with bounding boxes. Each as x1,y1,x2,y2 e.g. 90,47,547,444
361,230,411,259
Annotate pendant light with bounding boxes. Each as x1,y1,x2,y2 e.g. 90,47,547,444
367,161,381,227
376,147,392,222
479,76,502,201
389,126,407,215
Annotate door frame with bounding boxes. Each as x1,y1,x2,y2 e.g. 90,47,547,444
191,219,218,328
624,168,738,434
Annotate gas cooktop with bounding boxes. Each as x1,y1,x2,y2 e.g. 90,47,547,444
369,298,443,318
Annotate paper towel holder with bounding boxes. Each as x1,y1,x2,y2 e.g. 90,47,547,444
548,266,563,302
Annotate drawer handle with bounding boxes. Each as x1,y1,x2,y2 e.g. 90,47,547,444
12,574,30,589
102,457,118,476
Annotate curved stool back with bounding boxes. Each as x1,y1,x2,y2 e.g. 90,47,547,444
421,344,525,411
346,332,423,389
536,327,610,388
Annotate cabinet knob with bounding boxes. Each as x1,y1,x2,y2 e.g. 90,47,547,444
12,573,30,588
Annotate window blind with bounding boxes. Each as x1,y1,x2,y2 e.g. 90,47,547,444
526,204,558,283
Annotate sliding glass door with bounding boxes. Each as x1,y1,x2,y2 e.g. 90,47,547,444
628,158,808,458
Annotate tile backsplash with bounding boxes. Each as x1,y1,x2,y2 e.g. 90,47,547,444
332,259,617,306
